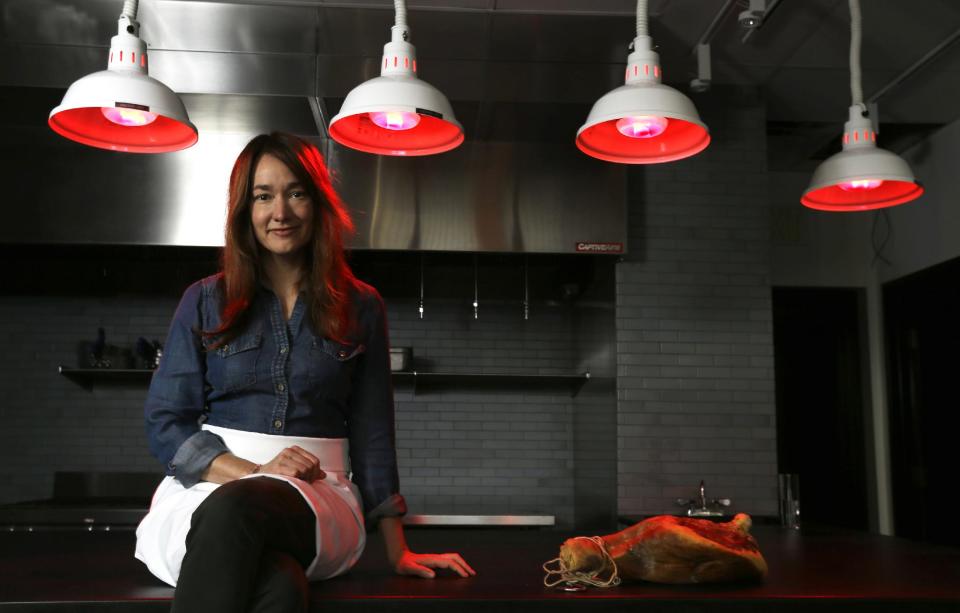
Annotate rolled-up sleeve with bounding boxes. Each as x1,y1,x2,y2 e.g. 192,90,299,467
348,289,407,522
145,281,228,488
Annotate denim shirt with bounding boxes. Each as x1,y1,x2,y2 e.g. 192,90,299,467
144,274,406,522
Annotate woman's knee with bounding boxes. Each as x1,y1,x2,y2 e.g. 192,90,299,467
195,479,259,520
187,477,314,555
188,478,282,542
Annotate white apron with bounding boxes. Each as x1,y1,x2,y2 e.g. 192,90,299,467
135,425,366,587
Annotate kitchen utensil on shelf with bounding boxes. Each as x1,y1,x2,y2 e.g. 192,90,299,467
136,337,163,369
78,328,111,368
389,347,412,372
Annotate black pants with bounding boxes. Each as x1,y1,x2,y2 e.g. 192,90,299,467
171,477,316,613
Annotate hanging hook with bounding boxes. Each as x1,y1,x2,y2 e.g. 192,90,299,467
419,252,425,320
473,254,479,320
523,255,530,321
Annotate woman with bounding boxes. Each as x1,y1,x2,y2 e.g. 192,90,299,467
136,132,474,612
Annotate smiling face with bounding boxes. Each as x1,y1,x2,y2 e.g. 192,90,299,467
250,153,315,262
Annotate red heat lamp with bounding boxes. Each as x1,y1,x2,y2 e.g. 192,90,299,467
48,0,197,153
801,0,922,211
576,0,709,164
329,0,463,156
801,106,924,211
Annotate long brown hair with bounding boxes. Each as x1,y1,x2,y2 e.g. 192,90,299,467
207,132,358,346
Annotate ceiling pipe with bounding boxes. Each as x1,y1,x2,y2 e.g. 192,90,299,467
693,0,738,48
802,21,960,173
866,26,960,104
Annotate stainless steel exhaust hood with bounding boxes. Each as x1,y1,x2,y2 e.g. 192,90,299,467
331,140,626,253
0,115,627,253
0,0,628,254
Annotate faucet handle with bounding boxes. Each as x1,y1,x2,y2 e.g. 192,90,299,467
714,498,732,507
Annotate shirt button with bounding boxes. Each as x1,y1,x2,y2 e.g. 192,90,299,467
273,419,282,429
277,382,286,392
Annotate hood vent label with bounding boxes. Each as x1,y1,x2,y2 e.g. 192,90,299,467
576,242,623,253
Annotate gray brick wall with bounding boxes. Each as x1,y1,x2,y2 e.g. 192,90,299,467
0,296,176,505
572,305,617,528
388,298,590,526
616,87,779,518
0,87,778,525
0,292,613,529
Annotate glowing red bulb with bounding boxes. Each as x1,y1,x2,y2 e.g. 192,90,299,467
839,179,883,192
101,106,158,127
615,115,669,139
370,111,421,131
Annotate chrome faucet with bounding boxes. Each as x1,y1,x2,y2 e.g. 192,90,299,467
677,480,731,517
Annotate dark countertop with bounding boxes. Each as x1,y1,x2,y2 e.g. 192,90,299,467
2,524,959,612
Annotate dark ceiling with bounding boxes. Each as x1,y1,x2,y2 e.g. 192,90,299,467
2,0,959,171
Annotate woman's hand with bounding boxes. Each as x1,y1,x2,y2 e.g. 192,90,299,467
394,550,476,579
379,516,474,579
259,445,326,482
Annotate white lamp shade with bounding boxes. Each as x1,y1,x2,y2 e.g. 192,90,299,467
576,80,710,164
802,145,923,211
49,69,198,153
329,74,463,156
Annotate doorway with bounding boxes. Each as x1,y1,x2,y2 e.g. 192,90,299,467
772,287,869,531
884,257,960,547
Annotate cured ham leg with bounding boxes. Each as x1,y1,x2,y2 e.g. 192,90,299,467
545,513,767,587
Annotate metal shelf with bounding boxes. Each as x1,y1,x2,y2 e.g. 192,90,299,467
58,366,154,390
391,371,593,397
59,366,596,397
402,514,555,527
